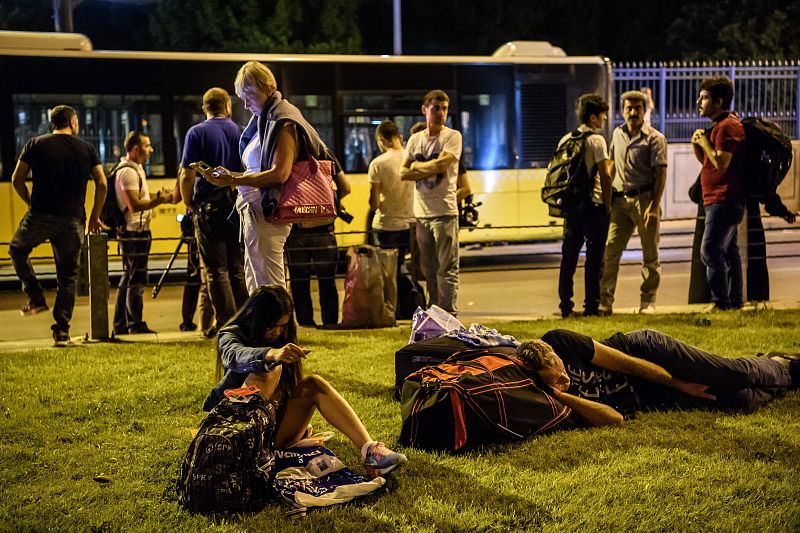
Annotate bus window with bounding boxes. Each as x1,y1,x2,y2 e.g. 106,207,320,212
343,116,373,173
459,93,511,170
13,94,164,175
291,94,334,153
173,95,205,167
342,115,421,173
173,93,246,170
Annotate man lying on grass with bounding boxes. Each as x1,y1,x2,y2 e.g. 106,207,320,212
516,329,800,427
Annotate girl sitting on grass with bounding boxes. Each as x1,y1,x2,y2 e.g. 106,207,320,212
202,284,406,478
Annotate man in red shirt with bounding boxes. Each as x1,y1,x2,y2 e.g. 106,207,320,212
691,77,745,311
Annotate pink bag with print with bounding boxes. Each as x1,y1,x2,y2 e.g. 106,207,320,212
267,154,337,228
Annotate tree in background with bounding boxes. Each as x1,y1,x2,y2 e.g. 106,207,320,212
665,0,800,61
0,0,54,31
2,0,799,61
359,0,800,62
148,0,362,54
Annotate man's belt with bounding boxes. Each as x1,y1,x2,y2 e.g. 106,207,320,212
612,184,654,199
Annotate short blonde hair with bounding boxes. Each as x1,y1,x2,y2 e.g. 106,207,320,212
516,340,557,370
234,61,277,99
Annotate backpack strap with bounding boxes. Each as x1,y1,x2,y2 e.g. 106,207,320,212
113,161,145,227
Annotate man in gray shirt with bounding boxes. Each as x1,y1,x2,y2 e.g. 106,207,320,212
599,91,668,315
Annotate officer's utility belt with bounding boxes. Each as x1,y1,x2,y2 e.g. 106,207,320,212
612,184,654,199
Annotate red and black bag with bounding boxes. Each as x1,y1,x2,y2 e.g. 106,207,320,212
394,337,517,401
399,350,572,452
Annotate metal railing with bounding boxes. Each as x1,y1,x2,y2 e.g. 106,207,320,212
613,61,800,141
2,218,799,285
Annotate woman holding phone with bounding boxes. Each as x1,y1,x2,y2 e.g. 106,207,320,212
204,285,407,478
193,61,331,293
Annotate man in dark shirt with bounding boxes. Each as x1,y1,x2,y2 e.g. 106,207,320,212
516,329,798,427
691,76,746,311
9,105,108,346
179,87,248,329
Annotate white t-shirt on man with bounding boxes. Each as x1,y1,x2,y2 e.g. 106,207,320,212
405,127,462,218
368,148,414,231
115,156,152,232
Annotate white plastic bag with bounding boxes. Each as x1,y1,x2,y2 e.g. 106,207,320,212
408,305,464,344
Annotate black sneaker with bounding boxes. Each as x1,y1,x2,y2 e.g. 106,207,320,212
53,331,72,347
179,322,198,332
128,323,157,334
21,300,48,316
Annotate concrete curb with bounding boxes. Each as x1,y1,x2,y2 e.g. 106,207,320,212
2,301,797,353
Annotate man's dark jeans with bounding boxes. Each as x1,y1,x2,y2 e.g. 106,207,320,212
376,226,413,291
558,202,610,315
195,212,247,326
624,329,791,411
114,230,151,332
9,211,84,333
701,202,744,308
286,225,339,325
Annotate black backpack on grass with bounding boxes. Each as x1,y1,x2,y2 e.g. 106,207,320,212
541,130,598,218
741,117,794,199
176,394,277,514
100,161,138,239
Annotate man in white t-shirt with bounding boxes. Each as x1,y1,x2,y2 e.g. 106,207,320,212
113,131,171,334
556,94,613,318
401,90,462,315
369,120,415,275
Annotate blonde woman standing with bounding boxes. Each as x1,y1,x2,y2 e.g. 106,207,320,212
196,61,332,293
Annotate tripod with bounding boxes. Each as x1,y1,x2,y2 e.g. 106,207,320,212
152,235,191,299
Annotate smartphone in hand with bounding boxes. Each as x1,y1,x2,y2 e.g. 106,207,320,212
191,161,221,178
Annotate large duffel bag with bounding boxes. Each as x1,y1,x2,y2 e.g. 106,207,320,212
399,350,573,452
393,336,516,400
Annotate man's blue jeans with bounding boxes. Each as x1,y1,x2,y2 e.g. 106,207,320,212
701,203,744,309
9,211,84,333
559,202,609,315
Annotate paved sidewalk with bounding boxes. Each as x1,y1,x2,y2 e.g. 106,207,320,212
2,270,798,352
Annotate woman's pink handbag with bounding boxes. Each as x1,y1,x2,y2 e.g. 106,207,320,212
267,154,337,228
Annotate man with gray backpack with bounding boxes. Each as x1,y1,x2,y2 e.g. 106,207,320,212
543,93,613,318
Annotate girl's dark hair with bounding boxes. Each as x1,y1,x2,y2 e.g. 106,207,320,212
222,285,301,400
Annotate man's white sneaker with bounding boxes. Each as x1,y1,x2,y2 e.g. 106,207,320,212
639,304,656,315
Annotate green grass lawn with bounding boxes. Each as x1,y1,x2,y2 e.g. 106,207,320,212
2,310,800,532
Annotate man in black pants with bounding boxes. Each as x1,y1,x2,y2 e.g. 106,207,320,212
516,329,798,427
113,131,171,334
9,105,108,346
286,160,350,327
556,94,613,317
179,88,248,330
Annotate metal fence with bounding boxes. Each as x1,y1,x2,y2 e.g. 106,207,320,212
613,62,800,141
